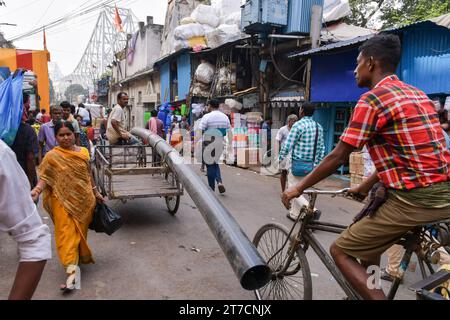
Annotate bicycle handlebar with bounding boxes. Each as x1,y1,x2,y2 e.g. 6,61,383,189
303,188,350,195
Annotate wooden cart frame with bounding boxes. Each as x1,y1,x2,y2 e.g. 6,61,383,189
93,141,183,215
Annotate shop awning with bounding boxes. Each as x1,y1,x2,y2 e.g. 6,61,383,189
270,91,305,108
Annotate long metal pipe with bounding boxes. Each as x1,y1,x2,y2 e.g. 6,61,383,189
131,128,271,290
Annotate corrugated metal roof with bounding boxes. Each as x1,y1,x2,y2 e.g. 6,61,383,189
399,26,450,95
288,13,450,60
288,34,373,59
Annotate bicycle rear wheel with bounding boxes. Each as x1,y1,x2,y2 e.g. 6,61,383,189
253,223,312,300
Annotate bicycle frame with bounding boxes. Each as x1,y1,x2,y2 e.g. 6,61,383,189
287,189,418,300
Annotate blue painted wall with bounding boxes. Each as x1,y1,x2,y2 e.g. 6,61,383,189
160,62,170,103
177,53,191,101
399,25,450,95
310,49,368,103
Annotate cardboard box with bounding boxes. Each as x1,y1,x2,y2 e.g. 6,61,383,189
236,148,260,168
350,173,365,188
236,148,249,169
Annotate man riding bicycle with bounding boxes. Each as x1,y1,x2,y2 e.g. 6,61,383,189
282,34,450,300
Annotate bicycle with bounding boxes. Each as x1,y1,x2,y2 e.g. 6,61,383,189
252,188,450,300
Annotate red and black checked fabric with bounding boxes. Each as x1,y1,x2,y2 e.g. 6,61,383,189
341,75,450,190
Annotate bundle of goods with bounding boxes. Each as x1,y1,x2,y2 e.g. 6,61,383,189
172,2,243,52
192,82,211,97
205,24,242,49
212,0,241,16
245,112,263,124
173,23,206,51
349,148,375,188
225,99,243,112
192,62,215,97
195,62,215,84
191,4,220,28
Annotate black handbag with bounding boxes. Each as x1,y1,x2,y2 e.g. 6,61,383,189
89,203,123,236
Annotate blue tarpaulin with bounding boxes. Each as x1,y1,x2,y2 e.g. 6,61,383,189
0,71,24,146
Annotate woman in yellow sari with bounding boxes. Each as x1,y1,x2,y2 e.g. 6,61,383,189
31,120,104,293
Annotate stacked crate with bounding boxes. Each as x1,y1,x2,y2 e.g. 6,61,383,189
349,151,375,188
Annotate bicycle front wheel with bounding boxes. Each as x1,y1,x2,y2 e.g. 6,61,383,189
253,223,312,300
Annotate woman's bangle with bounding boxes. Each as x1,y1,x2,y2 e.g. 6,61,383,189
34,186,43,194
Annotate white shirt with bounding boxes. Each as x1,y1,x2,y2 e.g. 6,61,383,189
86,105,104,119
76,107,90,122
199,110,231,133
0,140,51,262
276,125,290,148
106,104,127,144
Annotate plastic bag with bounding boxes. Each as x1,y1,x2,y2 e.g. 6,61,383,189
174,39,189,52
195,62,216,84
174,23,205,40
223,12,241,29
212,0,242,18
180,17,196,25
0,71,24,146
225,99,243,111
191,4,220,28
205,24,242,48
89,203,123,236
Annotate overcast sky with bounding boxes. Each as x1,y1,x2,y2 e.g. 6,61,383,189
0,0,168,76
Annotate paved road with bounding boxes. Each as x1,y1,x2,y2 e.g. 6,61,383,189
0,164,422,299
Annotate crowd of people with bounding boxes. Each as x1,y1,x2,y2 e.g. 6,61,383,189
1,34,450,300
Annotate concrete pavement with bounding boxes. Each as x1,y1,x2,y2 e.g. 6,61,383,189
0,164,423,299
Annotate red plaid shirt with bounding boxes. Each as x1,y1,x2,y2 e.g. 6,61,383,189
341,75,450,190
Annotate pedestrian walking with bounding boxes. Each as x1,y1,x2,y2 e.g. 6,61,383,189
276,114,298,192
38,106,63,164
279,103,325,221
60,101,81,146
32,120,104,293
11,92,39,188
199,99,230,193
0,139,51,300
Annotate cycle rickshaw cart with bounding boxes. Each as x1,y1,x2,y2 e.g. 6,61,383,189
93,138,183,215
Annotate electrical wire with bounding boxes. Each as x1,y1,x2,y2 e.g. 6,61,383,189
269,37,304,85
9,0,116,41
31,0,57,30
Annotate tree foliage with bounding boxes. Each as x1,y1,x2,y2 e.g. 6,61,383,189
347,0,450,29
64,84,87,102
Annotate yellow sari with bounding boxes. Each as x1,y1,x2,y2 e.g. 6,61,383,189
39,146,96,271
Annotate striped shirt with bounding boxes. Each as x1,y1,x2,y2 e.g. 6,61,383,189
341,75,450,190
279,116,325,165
199,110,231,136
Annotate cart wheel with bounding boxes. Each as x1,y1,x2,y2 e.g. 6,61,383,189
165,195,180,215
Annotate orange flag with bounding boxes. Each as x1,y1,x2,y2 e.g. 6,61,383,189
114,5,123,33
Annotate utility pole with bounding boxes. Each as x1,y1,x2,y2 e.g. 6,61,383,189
305,5,323,102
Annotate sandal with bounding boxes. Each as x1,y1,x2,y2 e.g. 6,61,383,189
60,273,76,293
